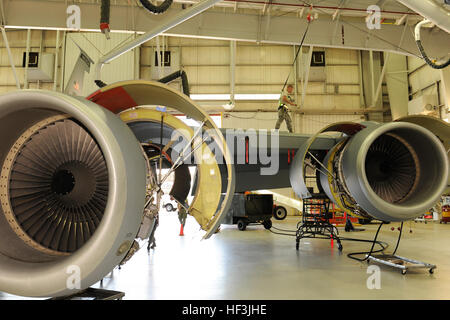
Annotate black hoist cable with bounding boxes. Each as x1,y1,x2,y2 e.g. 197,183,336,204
281,20,311,93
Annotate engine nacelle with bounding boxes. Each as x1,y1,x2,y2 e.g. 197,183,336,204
0,90,147,297
318,122,448,222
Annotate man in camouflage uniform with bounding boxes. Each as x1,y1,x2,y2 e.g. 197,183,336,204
275,84,296,133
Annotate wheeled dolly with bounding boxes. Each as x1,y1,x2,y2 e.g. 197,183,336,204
366,254,436,275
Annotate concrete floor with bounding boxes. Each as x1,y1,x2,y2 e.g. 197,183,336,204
2,213,450,300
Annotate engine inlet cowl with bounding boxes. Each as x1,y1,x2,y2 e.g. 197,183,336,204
0,90,146,297
1,116,108,255
341,122,448,222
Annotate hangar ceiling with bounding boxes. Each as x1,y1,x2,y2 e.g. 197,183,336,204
1,0,449,58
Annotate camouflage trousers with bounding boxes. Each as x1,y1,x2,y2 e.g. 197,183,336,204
178,206,187,226
275,106,293,133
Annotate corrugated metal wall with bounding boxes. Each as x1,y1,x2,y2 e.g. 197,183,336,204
2,31,446,120
408,56,444,102
0,30,137,96
407,56,447,120
139,38,368,114
0,29,61,93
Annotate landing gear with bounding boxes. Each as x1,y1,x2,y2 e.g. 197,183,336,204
273,206,287,220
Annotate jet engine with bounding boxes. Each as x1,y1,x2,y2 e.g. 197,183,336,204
0,81,235,298
0,90,147,297
291,121,449,222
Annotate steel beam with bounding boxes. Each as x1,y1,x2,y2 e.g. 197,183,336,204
396,0,450,34
301,46,313,108
372,52,389,108
3,0,449,58
95,0,222,80
53,30,60,91
370,50,375,106
441,67,450,111
0,0,5,26
0,27,20,88
23,29,31,89
385,53,409,120
230,40,236,104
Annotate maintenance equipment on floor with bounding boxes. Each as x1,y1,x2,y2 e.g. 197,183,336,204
221,193,273,231
367,255,436,275
296,194,343,252
361,222,436,275
441,196,450,224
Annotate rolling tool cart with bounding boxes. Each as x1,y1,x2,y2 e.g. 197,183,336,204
296,194,342,251
440,196,450,224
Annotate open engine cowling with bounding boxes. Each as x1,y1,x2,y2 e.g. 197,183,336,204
291,121,448,222
337,122,447,221
0,90,147,297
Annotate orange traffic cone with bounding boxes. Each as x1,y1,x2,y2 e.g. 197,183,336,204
179,224,184,236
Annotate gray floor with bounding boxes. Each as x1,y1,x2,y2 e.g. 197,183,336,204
2,213,450,300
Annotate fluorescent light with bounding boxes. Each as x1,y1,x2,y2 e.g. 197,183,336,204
235,94,280,100
190,94,280,101
176,115,222,128
190,94,231,101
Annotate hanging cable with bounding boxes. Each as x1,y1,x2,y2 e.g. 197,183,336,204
271,225,297,233
269,228,297,237
415,20,450,70
281,16,312,93
139,0,173,15
392,222,403,256
269,221,389,259
346,222,385,262
159,70,190,96
100,0,111,39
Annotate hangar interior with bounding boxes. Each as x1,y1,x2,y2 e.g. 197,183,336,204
0,0,449,300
